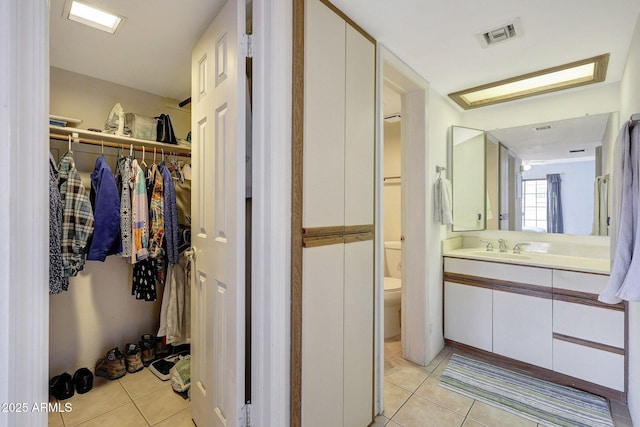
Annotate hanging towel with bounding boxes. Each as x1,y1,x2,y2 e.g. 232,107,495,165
591,175,609,236
599,121,640,303
58,152,94,279
434,176,453,225
87,155,122,261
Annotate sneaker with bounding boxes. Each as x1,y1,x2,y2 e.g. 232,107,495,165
73,368,94,394
95,347,126,380
139,334,156,366
124,343,144,373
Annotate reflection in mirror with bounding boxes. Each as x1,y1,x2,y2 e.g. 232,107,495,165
451,126,485,231
486,112,617,236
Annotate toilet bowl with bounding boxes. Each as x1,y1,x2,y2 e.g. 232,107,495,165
384,277,401,338
384,241,402,338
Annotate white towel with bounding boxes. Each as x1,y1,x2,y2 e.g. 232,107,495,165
599,122,640,303
434,176,453,225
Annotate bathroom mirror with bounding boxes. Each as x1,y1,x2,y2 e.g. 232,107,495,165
451,126,486,231
451,112,617,236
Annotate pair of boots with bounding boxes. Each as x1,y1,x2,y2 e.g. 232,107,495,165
49,368,93,400
95,334,156,380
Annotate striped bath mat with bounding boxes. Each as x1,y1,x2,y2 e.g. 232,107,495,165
439,354,614,427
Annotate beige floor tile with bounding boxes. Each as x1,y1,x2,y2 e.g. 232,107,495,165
119,369,168,400
385,337,402,358
152,407,195,427
461,419,485,427
414,376,473,415
135,384,189,425
610,400,632,420
383,380,412,419
75,402,148,427
392,395,465,427
467,401,537,427
385,357,429,392
61,379,131,427
612,416,634,427
48,410,64,427
370,414,391,427
386,419,402,426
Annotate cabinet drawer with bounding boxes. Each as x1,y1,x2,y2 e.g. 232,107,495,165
444,257,552,287
553,339,624,391
553,300,624,348
552,270,608,295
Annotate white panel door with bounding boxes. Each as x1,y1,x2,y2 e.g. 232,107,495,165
191,0,246,425
344,25,374,226
444,282,493,352
302,244,345,427
343,240,374,426
493,291,552,369
303,0,346,228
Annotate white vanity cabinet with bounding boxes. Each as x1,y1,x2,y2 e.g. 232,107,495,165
443,256,626,400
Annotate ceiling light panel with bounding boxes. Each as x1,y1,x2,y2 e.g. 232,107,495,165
449,54,609,110
66,0,124,34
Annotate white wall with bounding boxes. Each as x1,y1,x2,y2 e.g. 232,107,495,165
383,121,402,242
426,87,462,362
619,12,640,425
522,160,595,235
49,67,191,375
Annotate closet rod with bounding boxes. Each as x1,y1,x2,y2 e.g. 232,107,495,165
49,133,191,158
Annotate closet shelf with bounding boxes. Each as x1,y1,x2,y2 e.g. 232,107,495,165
49,125,191,158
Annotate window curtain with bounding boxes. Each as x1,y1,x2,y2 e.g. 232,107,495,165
547,174,563,233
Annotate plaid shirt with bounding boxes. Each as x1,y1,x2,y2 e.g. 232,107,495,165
58,152,95,278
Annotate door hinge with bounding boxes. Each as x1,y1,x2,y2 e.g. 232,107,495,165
239,402,252,427
241,33,254,58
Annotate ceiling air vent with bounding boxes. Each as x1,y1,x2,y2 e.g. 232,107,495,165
477,18,523,48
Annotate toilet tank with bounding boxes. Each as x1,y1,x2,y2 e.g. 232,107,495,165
384,241,402,279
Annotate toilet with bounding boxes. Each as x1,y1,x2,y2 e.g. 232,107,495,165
384,241,402,338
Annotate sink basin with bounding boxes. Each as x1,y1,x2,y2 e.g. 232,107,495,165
463,250,531,260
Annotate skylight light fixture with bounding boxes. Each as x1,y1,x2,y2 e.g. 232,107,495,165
66,0,124,34
448,54,609,110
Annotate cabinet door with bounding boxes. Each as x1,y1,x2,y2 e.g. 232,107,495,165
344,25,374,226
302,244,344,426
303,0,345,228
444,282,493,352
493,291,552,369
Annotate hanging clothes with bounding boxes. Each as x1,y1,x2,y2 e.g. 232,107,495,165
87,156,122,261
131,159,150,262
600,121,640,303
546,174,564,233
49,155,66,295
132,257,157,301
157,251,191,344
148,164,165,259
591,175,609,237
161,164,179,264
58,151,94,280
117,156,133,260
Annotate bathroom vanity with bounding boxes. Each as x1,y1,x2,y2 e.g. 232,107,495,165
442,248,626,402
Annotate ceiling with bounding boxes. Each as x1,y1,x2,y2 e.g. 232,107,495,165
489,113,611,163
50,0,640,107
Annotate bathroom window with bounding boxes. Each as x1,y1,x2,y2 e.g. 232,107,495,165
522,179,547,231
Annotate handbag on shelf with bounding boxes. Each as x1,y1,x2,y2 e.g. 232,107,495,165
156,113,177,145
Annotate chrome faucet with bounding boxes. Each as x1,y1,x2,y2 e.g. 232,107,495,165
480,240,493,251
512,242,530,254
498,239,507,253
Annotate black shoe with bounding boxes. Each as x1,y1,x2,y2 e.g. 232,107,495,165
49,372,74,400
73,368,93,394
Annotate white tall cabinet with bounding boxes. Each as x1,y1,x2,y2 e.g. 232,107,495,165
298,0,376,425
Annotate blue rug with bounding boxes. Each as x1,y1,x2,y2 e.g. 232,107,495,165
439,354,614,427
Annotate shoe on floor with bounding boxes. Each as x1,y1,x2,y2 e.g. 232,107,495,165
95,347,126,380
124,343,144,373
140,334,156,366
73,367,94,394
49,372,74,400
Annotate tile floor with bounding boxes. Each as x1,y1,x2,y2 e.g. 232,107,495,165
49,340,634,427
48,368,193,427
375,336,634,427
